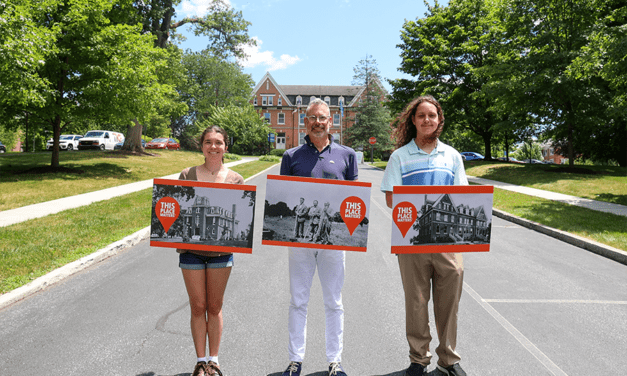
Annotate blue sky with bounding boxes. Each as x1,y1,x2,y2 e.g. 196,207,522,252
174,0,442,92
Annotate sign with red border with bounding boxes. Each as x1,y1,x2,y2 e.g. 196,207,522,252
263,175,372,252
150,178,257,254
391,185,493,254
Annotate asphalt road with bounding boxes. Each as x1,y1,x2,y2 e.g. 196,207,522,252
1,164,626,376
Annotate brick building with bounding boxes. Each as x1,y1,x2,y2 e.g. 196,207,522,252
415,194,490,244
250,72,385,150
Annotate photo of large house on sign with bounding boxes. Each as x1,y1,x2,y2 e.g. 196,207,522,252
391,185,493,254
150,178,256,254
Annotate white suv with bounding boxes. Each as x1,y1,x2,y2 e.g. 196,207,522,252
46,134,83,151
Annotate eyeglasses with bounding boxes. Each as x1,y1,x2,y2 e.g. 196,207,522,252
306,115,330,122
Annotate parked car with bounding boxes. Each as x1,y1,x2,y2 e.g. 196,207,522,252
114,139,146,150
46,134,82,151
522,158,543,164
497,156,523,163
0,141,6,153
461,152,484,161
145,138,180,150
78,130,124,151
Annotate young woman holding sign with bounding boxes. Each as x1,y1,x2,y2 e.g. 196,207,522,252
177,125,243,376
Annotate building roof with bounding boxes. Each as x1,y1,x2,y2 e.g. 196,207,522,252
280,85,363,97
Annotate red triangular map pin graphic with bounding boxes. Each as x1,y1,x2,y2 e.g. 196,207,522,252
340,196,366,236
393,201,417,238
156,197,180,233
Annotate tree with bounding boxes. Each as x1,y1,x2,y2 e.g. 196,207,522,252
344,55,393,155
0,0,56,114
118,0,255,152
197,104,273,155
179,51,255,125
568,0,627,166
389,0,507,159
495,0,604,167
1,0,175,167
511,139,542,162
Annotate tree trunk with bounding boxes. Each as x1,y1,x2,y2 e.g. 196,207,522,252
51,115,62,167
504,134,510,161
122,119,145,152
567,122,574,168
483,132,492,160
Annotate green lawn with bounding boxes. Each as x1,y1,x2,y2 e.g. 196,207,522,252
0,150,243,210
0,159,278,294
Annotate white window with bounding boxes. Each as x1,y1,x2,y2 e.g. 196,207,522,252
254,97,257,105
299,113,305,126
262,96,267,106
264,113,271,123
310,96,316,103
268,96,273,106
324,96,330,106
296,96,302,106
278,113,285,124
339,97,344,106
333,114,340,125
278,97,282,106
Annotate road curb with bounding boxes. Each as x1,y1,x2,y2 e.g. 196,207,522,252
493,209,627,265
0,226,150,310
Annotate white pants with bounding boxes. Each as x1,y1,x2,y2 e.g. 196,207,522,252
288,247,345,363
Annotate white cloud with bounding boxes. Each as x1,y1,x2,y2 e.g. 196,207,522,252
238,37,301,71
179,0,232,17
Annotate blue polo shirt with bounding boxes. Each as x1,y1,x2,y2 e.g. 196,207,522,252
280,135,358,181
380,139,468,191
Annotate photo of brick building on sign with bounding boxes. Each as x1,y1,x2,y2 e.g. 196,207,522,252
413,193,491,245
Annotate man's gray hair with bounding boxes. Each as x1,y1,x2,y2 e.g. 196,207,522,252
306,98,330,115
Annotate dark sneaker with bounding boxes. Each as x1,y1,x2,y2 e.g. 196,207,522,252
329,362,347,376
205,361,223,376
405,362,426,376
192,361,207,376
437,363,467,376
282,361,302,376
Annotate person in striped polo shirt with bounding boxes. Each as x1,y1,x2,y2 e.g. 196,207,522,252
381,95,468,376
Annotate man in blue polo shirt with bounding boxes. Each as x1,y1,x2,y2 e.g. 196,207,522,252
381,95,468,376
280,98,357,376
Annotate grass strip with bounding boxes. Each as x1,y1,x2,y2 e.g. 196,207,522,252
492,188,627,252
0,189,153,294
0,160,278,294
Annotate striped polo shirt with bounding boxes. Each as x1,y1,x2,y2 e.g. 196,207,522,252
380,139,468,191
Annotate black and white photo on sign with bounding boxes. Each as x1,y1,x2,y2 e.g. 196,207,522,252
151,183,255,249
263,178,370,248
393,193,493,246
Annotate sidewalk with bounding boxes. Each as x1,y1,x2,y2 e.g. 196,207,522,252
0,157,257,228
468,176,627,217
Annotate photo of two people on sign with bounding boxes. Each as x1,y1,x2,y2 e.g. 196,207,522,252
263,178,370,248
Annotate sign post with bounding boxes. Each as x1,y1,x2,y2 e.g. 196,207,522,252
368,137,376,163
268,133,275,154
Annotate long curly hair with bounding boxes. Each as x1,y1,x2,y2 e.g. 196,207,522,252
393,95,445,149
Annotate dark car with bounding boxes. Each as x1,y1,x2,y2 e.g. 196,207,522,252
0,141,6,153
145,138,180,150
460,152,484,161
114,139,146,150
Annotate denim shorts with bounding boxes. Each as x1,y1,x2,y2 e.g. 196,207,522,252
179,252,234,270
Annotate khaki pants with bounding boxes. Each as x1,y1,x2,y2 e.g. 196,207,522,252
398,252,464,367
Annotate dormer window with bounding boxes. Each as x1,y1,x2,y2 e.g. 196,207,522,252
324,96,330,106
296,96,302,106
